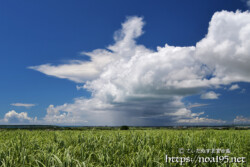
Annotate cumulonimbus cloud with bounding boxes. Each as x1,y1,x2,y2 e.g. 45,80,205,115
29,11,250,125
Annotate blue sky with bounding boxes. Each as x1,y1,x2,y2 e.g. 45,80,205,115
0,0,250,125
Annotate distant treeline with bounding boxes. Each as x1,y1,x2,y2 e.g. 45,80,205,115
0,125,249,130
0,125,61,130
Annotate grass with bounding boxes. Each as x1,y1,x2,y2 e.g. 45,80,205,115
0,129,249,166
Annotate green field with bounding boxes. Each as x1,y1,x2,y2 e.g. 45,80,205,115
0,129,249,166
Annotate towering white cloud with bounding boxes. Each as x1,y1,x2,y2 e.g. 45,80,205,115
196,11,250,85
30,11,250,125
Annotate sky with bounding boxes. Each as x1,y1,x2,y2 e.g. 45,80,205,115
0,0,250,126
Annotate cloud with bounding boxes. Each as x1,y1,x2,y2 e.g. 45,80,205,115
30,11,250,125
234,115,250,124
196,11,250,85
200,91,220,99
3,110,37,124
187,103,209,109
11,103,36,108
229,84,240,90
178,117,226,124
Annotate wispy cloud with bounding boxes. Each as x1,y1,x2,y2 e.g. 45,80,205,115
187,103,209,109
240,88,246,93
11,103,36,108
234,115,250,124
178,117,226,124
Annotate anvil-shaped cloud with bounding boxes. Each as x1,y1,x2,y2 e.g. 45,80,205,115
29,11,250,125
